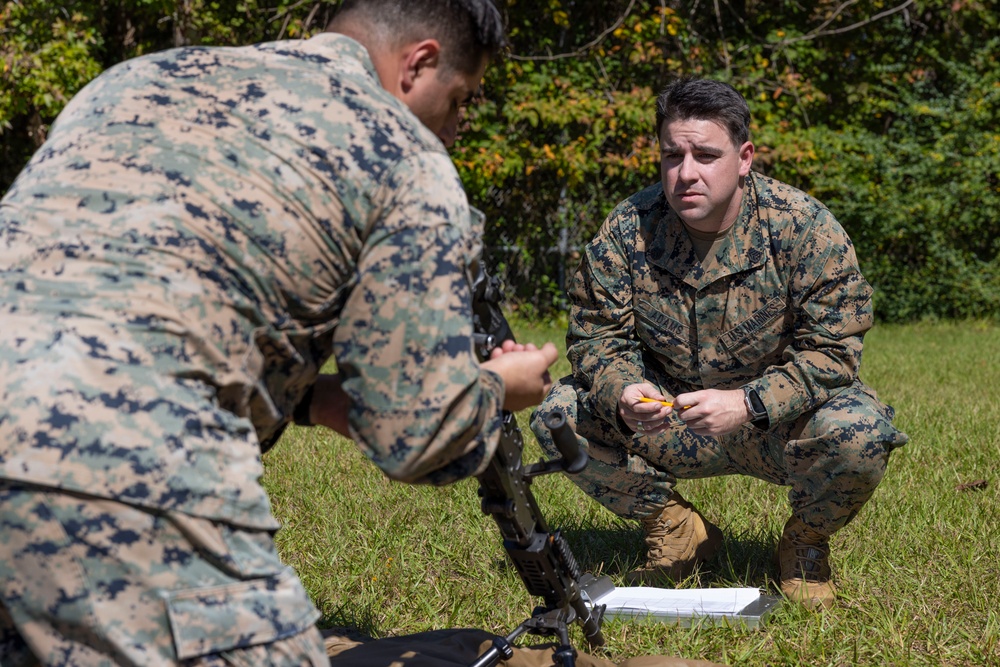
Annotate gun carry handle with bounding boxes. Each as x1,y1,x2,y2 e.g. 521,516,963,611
541,409,588,474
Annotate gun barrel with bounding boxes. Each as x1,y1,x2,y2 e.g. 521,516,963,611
542,409,588,474
574,594,605,647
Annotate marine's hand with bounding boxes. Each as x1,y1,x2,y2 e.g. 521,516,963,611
481,342,559,411
673,388,748,436
618,383,674,436
488,338,540,357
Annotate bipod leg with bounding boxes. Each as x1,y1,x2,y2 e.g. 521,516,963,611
469,624,527,667
551,645,577,667
550,623,577,667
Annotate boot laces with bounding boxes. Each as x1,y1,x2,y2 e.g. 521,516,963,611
644,514,693,561
792,544,828,581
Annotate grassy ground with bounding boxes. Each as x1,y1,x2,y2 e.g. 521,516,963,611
262,320,1000,666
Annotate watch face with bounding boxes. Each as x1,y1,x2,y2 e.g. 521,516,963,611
746,389,766,416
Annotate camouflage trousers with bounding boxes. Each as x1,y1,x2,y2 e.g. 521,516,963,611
530,377,907,535
0,482,327,667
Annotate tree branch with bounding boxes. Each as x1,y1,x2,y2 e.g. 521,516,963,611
714,0,731,73
806,0,861,37
776,0,914,46
508,0,637,62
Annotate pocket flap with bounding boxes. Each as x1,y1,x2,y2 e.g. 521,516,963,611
718,294,787,355
164,567,320,659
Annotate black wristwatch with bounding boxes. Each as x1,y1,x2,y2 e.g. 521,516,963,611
742,386,769,429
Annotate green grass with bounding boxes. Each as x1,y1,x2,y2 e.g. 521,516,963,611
262,320,1000,665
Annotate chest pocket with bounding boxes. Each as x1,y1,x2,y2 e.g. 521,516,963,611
634,298,694,378
718,294,790,368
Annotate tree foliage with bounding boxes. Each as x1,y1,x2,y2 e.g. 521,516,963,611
2,0,998,320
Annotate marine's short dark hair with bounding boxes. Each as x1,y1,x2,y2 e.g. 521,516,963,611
335,0,506,74
655,78,751,147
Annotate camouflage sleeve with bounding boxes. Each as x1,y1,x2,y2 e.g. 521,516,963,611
566,203,646,427
332,150,504,485
744,208,873,423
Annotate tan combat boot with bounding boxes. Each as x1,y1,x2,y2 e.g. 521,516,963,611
777,516,836,610
624,492,724,586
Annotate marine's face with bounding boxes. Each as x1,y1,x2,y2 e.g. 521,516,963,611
407,56,487,147
659,118,754,232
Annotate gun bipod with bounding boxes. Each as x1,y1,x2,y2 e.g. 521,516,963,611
469,576,612,667
468,609,579,667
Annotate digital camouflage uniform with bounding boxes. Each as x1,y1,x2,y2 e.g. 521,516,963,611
0,33,504,665
530,174,907,535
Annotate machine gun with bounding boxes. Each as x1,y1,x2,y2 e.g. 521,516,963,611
470,268,613,667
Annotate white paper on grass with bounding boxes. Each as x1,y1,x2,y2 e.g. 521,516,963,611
591,586,761,618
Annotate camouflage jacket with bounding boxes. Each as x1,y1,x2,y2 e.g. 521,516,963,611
0,34,504,529
567,173,873,429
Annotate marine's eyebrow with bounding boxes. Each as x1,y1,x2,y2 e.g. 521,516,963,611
691,143,724,156
660,142,725,156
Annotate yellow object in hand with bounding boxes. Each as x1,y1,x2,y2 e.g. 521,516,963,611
638,397,691,409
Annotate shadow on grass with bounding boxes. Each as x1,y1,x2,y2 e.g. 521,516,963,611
487,521,781,591
318,527,783,643
707,527,781,590
318,605,381,642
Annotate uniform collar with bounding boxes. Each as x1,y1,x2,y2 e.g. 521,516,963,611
646,173,769,289
297,32,445,151
301,32,381,83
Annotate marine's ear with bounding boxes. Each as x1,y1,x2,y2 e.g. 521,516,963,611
738,141,755,176
398,39,442,95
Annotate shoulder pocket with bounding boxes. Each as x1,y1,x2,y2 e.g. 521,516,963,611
165,567,320,659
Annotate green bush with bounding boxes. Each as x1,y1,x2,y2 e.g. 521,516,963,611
3,0,998,322
456,4,1000,323
758,40,1000,321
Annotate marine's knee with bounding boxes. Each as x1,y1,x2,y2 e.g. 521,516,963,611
813,384,904,450
530,375,582,457
790,395,907,490
806,415,895,492
533,375,580,419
